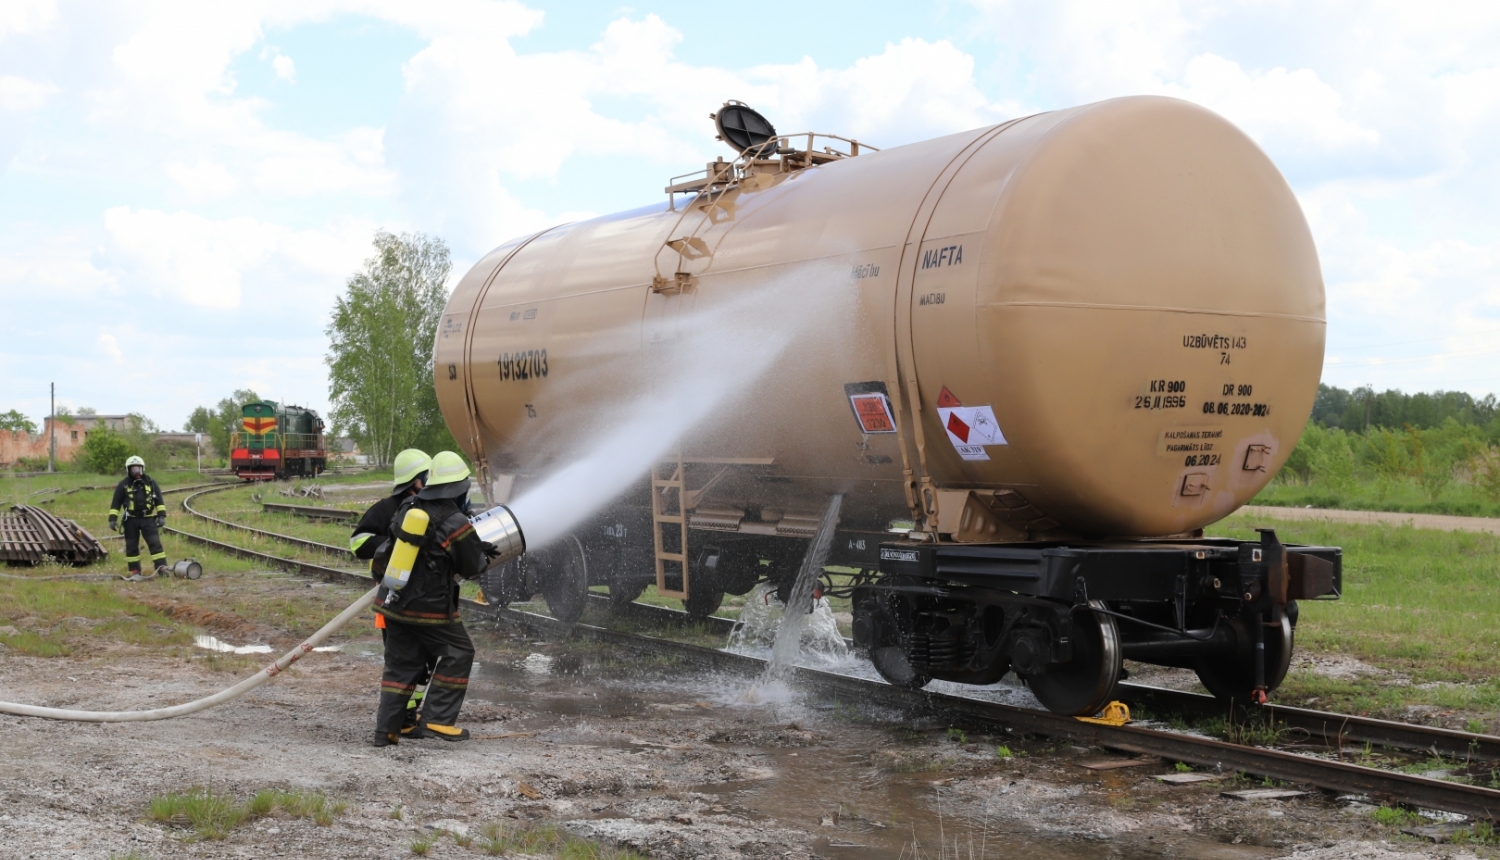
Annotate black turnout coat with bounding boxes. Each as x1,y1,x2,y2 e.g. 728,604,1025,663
373,496,486,626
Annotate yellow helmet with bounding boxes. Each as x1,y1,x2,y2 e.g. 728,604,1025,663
392,449,432,494
418,451,472,500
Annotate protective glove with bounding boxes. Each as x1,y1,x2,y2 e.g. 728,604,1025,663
155,514,166,528
108,515,119,533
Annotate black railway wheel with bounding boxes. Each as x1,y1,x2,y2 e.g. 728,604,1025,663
1024,600,1122,717
1194,611,1294,705
868,607,931,690
540,536,590,624
608,577,649,611
682,576,725,620
478,559,521,608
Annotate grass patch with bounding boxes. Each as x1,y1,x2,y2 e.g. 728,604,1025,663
148,786,346,841
0,579,192,656
479,821,645,859
1371,805,1422,827
1206,513,1500,714
995,745,1013,759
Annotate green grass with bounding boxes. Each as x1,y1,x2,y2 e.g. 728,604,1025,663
1208,512,1500,686
0,579,193,656
1252,474,1500,518
148,786,346,841
478,821,645,859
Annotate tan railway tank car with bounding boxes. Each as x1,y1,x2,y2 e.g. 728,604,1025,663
437,96,1342,715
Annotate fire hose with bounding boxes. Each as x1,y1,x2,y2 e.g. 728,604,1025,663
0,505,525,723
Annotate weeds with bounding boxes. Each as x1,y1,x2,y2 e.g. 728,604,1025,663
478,821,644,859
994,745,1012,759
1371,805,1422,827
1174,761,1192,773
148,786,346,841
409,833,437,855
946,727,967,744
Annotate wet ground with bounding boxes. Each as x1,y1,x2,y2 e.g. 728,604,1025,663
0,607,1488,858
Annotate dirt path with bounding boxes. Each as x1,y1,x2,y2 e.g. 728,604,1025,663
0,614,1484,860
1237,505,1500,536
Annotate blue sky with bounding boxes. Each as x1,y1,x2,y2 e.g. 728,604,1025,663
3,0,1499,430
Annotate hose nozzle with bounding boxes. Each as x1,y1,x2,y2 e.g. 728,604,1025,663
471,504,526,567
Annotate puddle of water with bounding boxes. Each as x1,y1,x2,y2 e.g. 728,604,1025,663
194,635,271,655
465,647,1224,860
193,635,341,655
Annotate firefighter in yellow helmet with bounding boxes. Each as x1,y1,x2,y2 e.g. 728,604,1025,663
371,451,486,746
108,455,168,581
350,449,434,738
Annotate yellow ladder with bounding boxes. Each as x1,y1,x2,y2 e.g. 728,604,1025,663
652,452,690,599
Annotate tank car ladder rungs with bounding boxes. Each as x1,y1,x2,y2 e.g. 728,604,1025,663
651,453,690,599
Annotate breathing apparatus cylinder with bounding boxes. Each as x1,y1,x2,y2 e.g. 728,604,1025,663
381,507,431,598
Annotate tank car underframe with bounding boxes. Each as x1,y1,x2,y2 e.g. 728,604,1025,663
851,529,1340,715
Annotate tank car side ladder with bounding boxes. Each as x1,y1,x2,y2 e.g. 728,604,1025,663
651,451,690,599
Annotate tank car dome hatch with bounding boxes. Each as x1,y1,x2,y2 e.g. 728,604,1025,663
712,101,778,156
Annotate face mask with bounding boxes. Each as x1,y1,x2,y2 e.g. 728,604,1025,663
129,467,142,479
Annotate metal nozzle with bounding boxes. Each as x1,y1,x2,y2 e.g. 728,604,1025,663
471,504,525,567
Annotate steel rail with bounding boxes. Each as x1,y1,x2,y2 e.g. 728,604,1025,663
178,485,349,557
173,496,1500,820
595,594,1500,764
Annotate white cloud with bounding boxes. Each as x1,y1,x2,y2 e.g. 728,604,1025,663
103,207,374,310
166,159,240,198
0,244,116,297
271,53,296,83
1165,54,1379,153
0,0,56,42
0,75,59,111
98,333,123,364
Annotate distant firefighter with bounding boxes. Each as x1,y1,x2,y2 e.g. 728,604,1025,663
109,455,168,581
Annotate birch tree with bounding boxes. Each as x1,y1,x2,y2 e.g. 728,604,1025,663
325,231,456,465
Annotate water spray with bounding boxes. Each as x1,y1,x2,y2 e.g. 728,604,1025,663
0,506,526,723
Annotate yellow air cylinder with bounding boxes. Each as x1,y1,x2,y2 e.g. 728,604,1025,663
380,508,430,594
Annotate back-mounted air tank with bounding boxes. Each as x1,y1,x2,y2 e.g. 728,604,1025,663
435,95,1324,545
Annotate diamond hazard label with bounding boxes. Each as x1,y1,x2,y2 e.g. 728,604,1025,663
937,405,1006,461
946,411,970,442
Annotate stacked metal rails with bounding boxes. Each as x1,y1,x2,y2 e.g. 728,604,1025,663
0,504,107,565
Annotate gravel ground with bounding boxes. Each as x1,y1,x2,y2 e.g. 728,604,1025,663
0,616,1492,859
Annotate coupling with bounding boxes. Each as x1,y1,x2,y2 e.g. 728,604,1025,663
471,504,526,567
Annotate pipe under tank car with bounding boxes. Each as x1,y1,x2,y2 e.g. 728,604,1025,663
435,96,1342,715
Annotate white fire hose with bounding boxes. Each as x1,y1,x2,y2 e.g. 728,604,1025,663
0,503,525,724
0,587,377,722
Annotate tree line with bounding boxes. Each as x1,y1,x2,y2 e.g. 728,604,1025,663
1311,383,1500,435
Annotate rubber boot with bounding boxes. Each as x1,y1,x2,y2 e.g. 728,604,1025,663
371,730,400,747
423,723,470,742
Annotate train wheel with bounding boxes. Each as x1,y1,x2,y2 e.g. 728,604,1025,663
1194,611,1294,705
682,578,725,620
607,578,648,611
1025,601,1122,716
540,536,589,624
867,607,930,689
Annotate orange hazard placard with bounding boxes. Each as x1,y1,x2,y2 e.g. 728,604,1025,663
850,393,897,434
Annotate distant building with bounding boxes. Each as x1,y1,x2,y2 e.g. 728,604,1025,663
0,414,138,468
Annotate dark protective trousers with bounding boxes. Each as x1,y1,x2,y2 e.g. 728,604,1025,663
123,518,165,574
376,619,475,733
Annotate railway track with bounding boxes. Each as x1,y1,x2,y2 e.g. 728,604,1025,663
170,485,1500,821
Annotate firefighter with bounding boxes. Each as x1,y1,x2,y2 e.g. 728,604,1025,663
350,448,432,738
372,451,487,746
108,455,168,581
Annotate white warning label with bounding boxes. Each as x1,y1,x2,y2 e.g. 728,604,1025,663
938,406,1007,461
